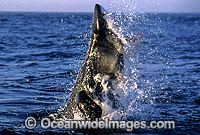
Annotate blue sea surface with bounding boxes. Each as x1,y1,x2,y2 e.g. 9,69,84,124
0,12,200,134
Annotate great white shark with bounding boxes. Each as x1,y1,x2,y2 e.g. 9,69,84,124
62,4,143,120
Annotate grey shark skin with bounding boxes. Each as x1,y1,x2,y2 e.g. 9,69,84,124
62,4,142,120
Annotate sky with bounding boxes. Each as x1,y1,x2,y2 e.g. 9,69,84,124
0,0,199,13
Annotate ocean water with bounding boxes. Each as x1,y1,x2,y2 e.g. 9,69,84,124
0,12,200,134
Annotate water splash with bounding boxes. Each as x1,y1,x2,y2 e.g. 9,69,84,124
105,0,160,120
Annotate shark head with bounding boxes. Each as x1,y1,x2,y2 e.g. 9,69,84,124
88,4,124,76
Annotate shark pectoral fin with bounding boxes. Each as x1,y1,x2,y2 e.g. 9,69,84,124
77,91,102,118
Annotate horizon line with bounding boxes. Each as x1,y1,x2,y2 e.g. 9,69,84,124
0,10,200,14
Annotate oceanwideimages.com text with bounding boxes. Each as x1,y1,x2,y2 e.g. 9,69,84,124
25,117,175,131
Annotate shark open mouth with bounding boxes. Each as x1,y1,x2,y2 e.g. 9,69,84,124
61,4,143,120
